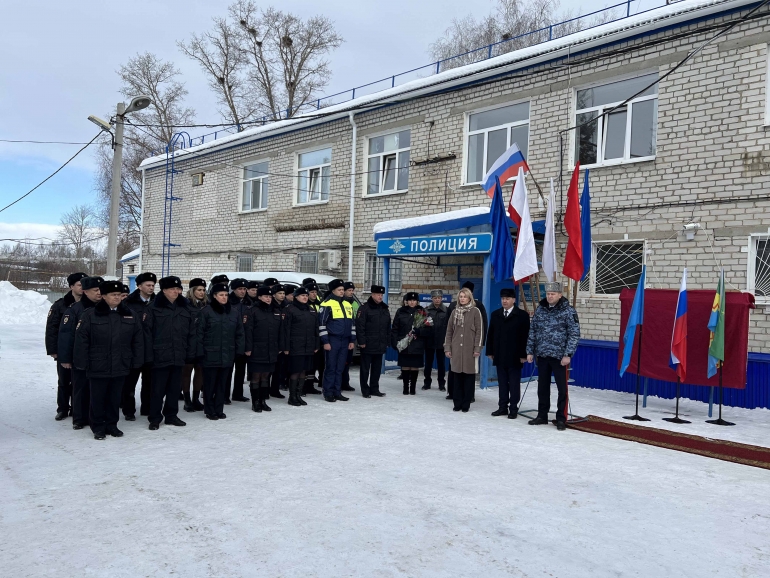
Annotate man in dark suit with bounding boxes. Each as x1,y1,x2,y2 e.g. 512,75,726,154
486,287,530,418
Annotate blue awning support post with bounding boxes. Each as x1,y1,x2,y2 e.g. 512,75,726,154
480,253,492,389
381,257,390,375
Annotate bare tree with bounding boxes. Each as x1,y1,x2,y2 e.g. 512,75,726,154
431,0,616,70
180,1,343,124
58,205,103,259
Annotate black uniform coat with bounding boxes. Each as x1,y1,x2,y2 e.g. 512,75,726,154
125,289,154,319
486,306,530,369
391,305,431,356
245,300,283,364
355,297,392,355
144,292,196,367
197,299,245,368
424,303,449,350
45,290,75,356
279,301,319,356
447,299,488,345
73,300,144,378
57,295,97,365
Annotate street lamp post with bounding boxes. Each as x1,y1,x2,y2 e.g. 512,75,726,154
90,95,152,277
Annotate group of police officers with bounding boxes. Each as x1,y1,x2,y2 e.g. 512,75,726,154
46,270,580,440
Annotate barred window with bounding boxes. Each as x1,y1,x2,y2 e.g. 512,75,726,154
749,235,770,300
237,254,253,273
297,252,318,274
364,251,402,293
582,241,645,295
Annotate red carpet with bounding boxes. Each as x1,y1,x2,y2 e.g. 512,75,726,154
567,415,770,470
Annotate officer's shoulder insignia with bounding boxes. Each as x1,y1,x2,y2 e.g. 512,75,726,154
47,309,52,318
63,315,69,324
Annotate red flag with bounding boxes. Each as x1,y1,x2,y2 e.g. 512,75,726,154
562,163,583,281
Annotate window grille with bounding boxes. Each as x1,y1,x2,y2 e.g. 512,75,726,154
237,254,253,273
297,252,318,274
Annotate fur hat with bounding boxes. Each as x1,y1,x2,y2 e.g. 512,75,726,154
99,280,123,295
462,281,475,291
293,286,309,297
189,278,206,289
283,283,298,294
210,274,229,286
343,281,355,290
257,286,272,297
135,272,157,285
404,291,419,302
272,284,285,294
302,277,316,287
263,277,279,287
328,279,345,292
159,276,182,290
229,278,248,290
247,280,260,289
544,282,562,293
121,284,130,294
370,285,386,294
306,283,319,293
210,282,229,295
500,288,516,298
430,289,444,298
81,276,104,291
67,272,87,287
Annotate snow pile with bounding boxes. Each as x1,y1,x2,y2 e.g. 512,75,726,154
0,281,51,325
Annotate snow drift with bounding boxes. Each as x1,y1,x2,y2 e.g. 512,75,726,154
0,281,51,325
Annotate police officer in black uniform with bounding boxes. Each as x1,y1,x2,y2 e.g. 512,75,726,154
58,275,103,430
122,272,157,419
247,280,259,302
226,278,251,404
245,285,283,412
46,271,87,420
74,280,144,440
355,285,391,397
280,286,318,406
144,275,197,430
303,280,324,395
269,284,289,399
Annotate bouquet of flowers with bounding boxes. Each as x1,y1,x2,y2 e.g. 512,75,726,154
396,310,434,352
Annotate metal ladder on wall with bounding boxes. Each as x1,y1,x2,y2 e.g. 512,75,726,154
161,132,190,277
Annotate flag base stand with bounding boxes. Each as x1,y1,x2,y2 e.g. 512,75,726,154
706,376,734,426
662,377,689,424
623,414,651,421
705,418,735,426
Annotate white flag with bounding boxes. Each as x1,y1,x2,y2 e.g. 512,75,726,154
542,178,558,282
511,167,539,282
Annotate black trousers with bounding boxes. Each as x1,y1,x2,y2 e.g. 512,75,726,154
203,367,228,417
56,361,72,414
271,352,288,390
122,364,152,417
536,356,569,422
452,371,475,411
71,369,90,426
226,355,247,400
90,376,124,435
312,348,325,384
341,348,354,388
359,352,383,395
423,348,446,387
497,365,522,412
149,365,182,424
447,370,454,398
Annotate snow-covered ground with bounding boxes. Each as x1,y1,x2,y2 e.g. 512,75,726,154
1,324,769,577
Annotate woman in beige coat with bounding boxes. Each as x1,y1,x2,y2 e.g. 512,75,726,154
444,288,484,412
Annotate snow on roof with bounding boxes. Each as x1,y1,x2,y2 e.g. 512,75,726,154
373,207,490,236
140,0,749,170
120,248,140,262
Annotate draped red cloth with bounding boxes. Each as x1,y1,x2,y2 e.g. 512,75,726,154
618,289,754,389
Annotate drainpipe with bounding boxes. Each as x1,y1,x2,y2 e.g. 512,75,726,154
138,168,146,273
348,112,357,281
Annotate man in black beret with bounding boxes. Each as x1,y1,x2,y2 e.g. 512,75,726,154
318,279,356,402
355,285,391,397
122,272,157,420
445,281,488,402
226,278,253,403
46,271,87,420
74,280,144,440
487,287,530,419
144,276,197,430
58,276,103,429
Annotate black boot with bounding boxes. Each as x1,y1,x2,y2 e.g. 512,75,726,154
270,378,285,399
304,379,322,395
288,379,302,406
260,381,272,411
192,394,204,411
295,378,307,405
183,390,194,412
402,377,409,395
409,370,418,395
250,385,261,412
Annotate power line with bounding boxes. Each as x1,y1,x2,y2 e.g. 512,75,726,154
0,139,109,145
0,132,103,215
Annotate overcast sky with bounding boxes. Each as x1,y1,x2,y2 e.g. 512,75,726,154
0,0,653,242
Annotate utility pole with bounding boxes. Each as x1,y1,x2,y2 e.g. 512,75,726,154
106,102,125,277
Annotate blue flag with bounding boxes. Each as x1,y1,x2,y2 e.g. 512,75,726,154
580,169,591,282
489,176,515,283
619,265,646,377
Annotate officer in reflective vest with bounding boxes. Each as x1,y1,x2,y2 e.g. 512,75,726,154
318,279,355,402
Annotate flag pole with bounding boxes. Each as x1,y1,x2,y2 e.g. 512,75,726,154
706,365,735,426
663,376,690,424
623,324,649,421
530,277,537,312
518,281,529,313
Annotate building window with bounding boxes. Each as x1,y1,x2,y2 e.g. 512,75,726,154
128,264,136,274
465,101,529,184
237,254,253,273
241,161,269,212
366,130,410,195
574,73,658,167
582,241,645,295
297,252,318,274
297,148,331,204
364,251,402,293
749,235,770,301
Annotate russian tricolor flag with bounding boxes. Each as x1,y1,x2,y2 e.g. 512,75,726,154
669,268,688,382
482,143,528,198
